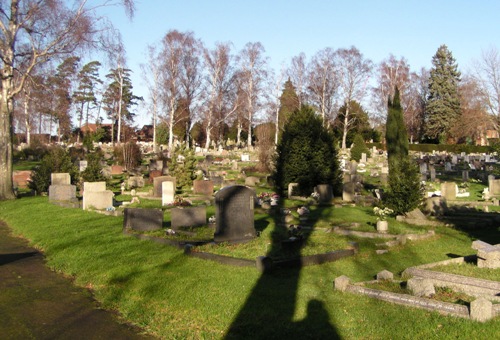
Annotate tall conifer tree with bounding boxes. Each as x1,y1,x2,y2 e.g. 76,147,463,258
425,45,461,143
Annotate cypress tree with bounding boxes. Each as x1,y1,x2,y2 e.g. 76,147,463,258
386,87,408,169
425,44,461,143
384,86,423,214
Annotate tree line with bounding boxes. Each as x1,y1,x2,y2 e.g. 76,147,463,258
1,0,499,201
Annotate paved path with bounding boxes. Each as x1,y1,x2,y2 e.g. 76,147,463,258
0,221,155,339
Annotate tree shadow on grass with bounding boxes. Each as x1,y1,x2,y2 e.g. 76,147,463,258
224,204,340,339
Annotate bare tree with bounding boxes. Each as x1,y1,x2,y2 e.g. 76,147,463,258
336,46,373,149
237,42,268,148
288,52,307,108
201,42,239,149
452,75,491,143
471,47,500,129
372,55,411,120
141,45,162,152
306,48,338,126
404,68,428,143
0,0,135,200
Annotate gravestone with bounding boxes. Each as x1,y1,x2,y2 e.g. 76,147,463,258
127,176,145,189
444,162,452,171
315,184,333,203
51,173,71,185
288,183,299,198
241,154,250,162
472,240,500,269
451,155,458,164
12,170,31,188
49,172,76,204
171,206,206,229
380,167,389,186
82,181,114,210
441,182,456,201
419,162,428,174
462,170,469,181
360,153,367,164
214,185,256,243
193,180,214,196
244,176,260,187
111,165,123,175
430,166,436,181
161,181,175,206
153,176,176,197
350,160,357,175
123,208,163,231
79,160,88,172
342,182,356,202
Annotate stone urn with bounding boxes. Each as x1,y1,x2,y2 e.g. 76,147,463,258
376,220,388,233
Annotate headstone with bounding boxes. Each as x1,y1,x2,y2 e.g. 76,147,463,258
51,173,71,186
407,277,435,297
123,208,163,231
153,176,176,197
342,182,356,202
193,180,214,196
241,154,250,162
161,181,175,206
49,184,76,202
171,206,206,229
470,298,493,322
350,160,357,175
462,170,469,181
472,240,500,269
334,275,351,292
111,165,123,175
12,170,32,188
79,160,88,172
82,181,113,210
214,185,256,243
361,153,367,163
127,176,145,189
441,182,456,200
430,166,436,181
231,160,238,170
451,155,458,164
444,162,452,171
288,183,299,198
244,176,260,187
315,184,333,203
419,162,428,174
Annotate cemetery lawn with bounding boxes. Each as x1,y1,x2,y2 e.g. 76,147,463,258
1,196,499,339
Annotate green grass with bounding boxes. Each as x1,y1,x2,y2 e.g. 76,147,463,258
430,262,500,282
1,196,499,339
13,160,39,171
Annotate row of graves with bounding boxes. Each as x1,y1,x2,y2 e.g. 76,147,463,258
45,148,500,322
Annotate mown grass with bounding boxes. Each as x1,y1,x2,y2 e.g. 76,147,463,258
430,262,500,282
1,196,499,339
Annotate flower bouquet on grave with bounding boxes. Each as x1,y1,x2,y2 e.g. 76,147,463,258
310,191,320,202
373,206,393,221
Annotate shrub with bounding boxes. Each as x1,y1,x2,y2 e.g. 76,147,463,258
28,147,78,194
350,134,370,162
383,156,424,215
272,105,342,196
114,142,142,171
81,150,106,183
167,144,198,189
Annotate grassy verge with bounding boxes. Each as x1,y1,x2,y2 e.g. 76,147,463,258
1,196,499,339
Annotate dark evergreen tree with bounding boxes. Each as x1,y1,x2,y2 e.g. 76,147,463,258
272,105,342,196
168,144,198,190
386,87,409,168
384,87,423,214
333,100,373,146
350,134,370,162
424,45,461,143
277,78,300,136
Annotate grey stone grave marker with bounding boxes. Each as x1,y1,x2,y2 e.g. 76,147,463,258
162,181,175,206
171,206,206,230
214,185,256,243
82,181,113,210
123,208,163,231
153,176,176,197
315,184,333,203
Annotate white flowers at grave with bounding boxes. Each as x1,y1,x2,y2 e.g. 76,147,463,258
310,191,320,201
373,207,393,221
297,206,310,216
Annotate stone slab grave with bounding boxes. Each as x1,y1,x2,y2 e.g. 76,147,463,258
342,182,356,202
153,176,176,197
214,185,256,243
193,180,214,196
127,176,145,189
123,208,163,231
82,181,114,210
472,240,500,269
161,181,175,206
48,173,76,203
171,206,206,230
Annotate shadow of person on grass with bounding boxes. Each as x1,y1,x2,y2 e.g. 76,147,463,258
224,203,340,339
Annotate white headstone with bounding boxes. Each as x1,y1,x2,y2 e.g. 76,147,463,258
161,181,175,206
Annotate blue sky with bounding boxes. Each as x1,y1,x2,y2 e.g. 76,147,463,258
105,0,500,126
